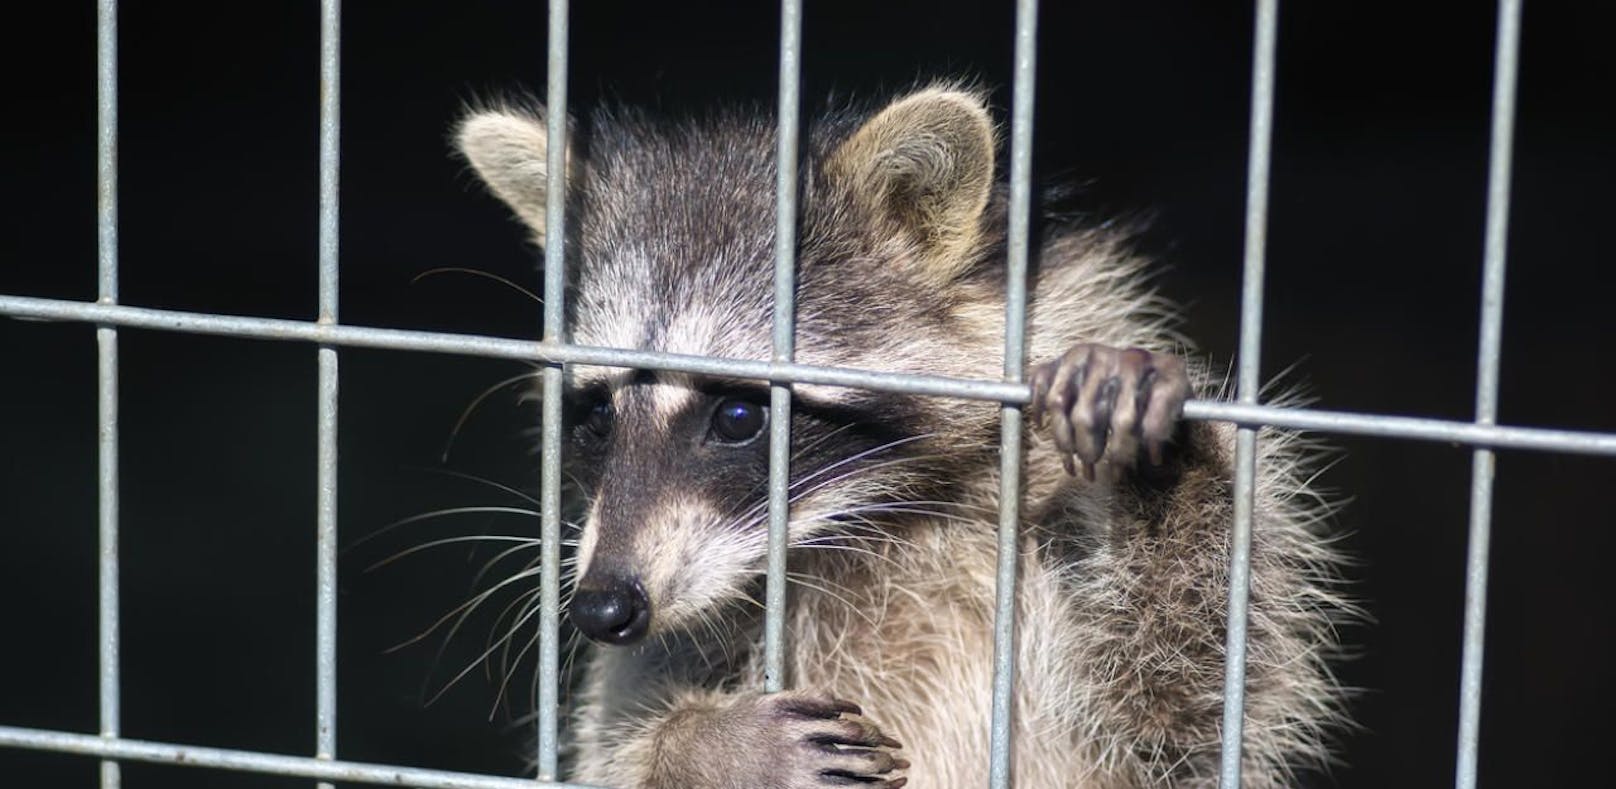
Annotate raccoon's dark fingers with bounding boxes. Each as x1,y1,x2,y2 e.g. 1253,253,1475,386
818,775,908,788
1027,361,1055,429
1068,347,1122,477
1104,348,1154,467
1041,345,1092,463
815,746,906,776
774,693,863,720
807,718,901,749
1139,353,1191,465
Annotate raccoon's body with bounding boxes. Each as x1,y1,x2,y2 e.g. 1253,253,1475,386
455,86,1348,788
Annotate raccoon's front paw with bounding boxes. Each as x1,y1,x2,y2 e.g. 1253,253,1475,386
1029,344,1191,479
717,690,908,788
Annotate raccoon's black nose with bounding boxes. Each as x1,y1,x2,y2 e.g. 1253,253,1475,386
570,578,650,645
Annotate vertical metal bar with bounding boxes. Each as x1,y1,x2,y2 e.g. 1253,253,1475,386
763,0,802,697
1456,2,1521,787
537,0,569,779
315,2,341,788
96,2,121,788
1220,1,1278,786
989,1,1037,786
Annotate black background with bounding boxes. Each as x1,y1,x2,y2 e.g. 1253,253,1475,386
2,1,1613,787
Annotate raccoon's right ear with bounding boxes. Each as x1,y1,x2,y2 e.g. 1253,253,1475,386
455,105,574,239
827,87,997,284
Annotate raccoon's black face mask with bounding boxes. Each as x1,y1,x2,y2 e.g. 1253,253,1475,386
554,368,926,644
456,86,1003,642
562,377,773,644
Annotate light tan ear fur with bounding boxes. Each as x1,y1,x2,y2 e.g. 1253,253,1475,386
456,107,569,237
827,87,997,284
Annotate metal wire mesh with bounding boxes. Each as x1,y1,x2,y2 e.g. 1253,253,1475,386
1219,1,1278,783
0,0,1607,787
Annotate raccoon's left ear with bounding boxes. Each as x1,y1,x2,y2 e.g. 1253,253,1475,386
455,104,574,241
827,86,997,285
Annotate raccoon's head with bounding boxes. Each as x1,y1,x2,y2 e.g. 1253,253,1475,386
456,86,1007,645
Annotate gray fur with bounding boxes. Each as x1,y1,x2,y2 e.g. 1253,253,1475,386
455,84,1351,788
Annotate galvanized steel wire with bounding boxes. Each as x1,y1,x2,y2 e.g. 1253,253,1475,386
1219,0,1279,784
95,2,121,787
536,0,571,778
1456,2,1523,788
764,0,803,698
315,4,342,789
988,2,1038,786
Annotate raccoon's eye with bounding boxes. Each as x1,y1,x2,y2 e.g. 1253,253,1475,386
585,400,614,437
710,397,766,444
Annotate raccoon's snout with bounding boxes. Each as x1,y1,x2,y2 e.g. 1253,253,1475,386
571,575,651,645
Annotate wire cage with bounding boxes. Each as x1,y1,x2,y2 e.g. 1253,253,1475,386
2,0,1613,787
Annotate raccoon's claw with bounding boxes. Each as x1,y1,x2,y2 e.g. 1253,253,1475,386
1030,344,1190,478
736,690,909,788
777,694,864,719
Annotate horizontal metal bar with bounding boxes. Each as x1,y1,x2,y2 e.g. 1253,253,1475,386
0,295,1026,400
0,726,605,789
1180,400,1616,456
4,294,1615,456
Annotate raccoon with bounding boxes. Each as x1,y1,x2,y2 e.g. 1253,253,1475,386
453,85,1349,788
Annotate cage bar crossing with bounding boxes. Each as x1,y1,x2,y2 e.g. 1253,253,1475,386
0,1,1602,787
